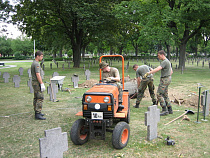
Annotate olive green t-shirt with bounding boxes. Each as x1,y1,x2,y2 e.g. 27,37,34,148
102,67,120,80
31,60,44,82
160,58,171,77
136,65,153,79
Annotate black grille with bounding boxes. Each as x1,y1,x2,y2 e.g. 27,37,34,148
83,111,113,119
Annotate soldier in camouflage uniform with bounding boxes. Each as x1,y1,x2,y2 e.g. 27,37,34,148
99,61,123,110
132,64,157,108
31,51,46,120
144,50,173,116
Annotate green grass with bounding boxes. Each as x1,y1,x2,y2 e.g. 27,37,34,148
0,59,210,158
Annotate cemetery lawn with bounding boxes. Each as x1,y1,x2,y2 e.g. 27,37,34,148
0,59,210,158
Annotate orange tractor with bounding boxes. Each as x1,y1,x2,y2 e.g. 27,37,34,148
70,55,130,149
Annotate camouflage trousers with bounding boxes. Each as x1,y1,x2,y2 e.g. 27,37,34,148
136,78,156,104
32,81,44,113
157,76,171,107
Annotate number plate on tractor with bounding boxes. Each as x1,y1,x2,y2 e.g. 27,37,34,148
91,112,103,120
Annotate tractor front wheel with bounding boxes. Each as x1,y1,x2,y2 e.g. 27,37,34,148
112,122,130,149
70,119,89,145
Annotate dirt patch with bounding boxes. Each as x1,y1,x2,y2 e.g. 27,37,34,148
79,79,99,88
141,87,199,108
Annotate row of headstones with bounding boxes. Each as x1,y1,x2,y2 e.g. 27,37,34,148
39,105,160,158
0,67,91,94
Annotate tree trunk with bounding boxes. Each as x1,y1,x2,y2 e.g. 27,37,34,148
110,46,113,55
119,46,123,55
165,42,170,60
179,42,186,69
59,49,62,57
73,45,81,68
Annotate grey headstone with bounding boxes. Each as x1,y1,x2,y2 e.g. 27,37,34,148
52,72,59,77
19,67,24,76
124,80,138,96
201,90,210,116
13,75,21,88
3,72,10,83
83,64,85,70
85,69,91,80
47,83,58,102
0,71,1,76
27,78,34,93
62,64,64,70
27,68,32,78
145,105,160,141
71,75,79,88
39,127,68,158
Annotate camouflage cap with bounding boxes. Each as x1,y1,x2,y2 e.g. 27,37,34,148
99,61,108,69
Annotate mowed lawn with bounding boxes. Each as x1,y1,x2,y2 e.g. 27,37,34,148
0,58,210,158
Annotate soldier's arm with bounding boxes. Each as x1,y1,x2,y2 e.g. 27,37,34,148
148,66,162,75
36,73,43,84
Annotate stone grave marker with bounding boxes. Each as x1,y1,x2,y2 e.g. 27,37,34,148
39,127,68,158
19,67,24,76
13,75,21,88
27,68,32,78
57,62,59,68
62,64,64,70
145,105,160,141
27,78,34,93
71,74,79,88
52,72,59,77
201,90,210,116
83,64,85,70
68,62,70,68
3,72,10,83
50,63,52,69
48,83,58,102
85,69,91,80
0,71,1,76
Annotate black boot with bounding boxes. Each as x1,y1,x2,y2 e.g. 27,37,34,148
153,101,157,105
40,113,45,116
168,106,173,114
35,112,46,120
133,103,139,108
160,106,169,116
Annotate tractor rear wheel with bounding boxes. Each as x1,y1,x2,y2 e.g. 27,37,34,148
112,122,130,149
70,119,89,145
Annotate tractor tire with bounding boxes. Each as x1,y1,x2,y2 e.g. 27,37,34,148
70,119,89,145
112,122,130,149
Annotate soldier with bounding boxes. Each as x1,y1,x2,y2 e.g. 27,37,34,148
144,50,173,116
31,51,46,120
133,64,157,108
99,61,123,108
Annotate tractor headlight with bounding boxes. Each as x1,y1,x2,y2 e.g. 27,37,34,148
104,97,109,103
86,96,92,102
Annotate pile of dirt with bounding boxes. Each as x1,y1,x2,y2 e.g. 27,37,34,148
79,79,99,88
142,88,199,108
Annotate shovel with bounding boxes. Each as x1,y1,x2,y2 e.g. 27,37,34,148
165,110,194,126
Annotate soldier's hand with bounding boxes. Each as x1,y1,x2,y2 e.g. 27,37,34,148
143,72,149,78
106,77,114,81
40,83,46,92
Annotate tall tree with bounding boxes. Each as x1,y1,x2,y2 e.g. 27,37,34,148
13,0,122,67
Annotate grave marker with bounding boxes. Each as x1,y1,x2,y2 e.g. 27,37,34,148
52,72,59,77
27,78,34,93
13,75,21,88
27,68,32,78
201,90,210,116
85,69,91,80
145,105,160,141
18,67,24,76
39,127,68,158
48,83,58,102
71,74,79,88
3,72,10,83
